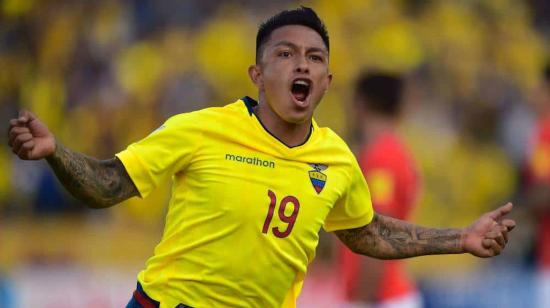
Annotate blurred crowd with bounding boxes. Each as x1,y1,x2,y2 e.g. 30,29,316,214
0,0,549,306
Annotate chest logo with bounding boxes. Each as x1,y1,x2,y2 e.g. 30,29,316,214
308,163,328,194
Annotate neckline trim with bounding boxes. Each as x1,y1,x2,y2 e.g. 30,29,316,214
241,96,314,149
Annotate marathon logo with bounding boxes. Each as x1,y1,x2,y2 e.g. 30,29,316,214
225,153,275,168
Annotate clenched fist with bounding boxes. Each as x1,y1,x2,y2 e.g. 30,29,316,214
7,110,56,160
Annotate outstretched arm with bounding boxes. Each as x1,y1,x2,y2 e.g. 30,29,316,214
46,143,138,208
8,110,138,208
335,203,516,259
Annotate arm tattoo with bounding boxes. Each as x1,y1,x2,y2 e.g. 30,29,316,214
45,141,139,208
335,214,464,259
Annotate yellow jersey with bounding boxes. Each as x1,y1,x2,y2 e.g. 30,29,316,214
116,97,374,308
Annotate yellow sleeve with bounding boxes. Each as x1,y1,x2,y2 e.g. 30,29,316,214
115,112,202,198
323,159,374,232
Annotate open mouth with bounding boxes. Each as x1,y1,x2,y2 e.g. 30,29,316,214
290,79,311,104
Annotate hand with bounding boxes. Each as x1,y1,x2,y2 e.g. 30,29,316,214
462,202,516,258
7,110,56,160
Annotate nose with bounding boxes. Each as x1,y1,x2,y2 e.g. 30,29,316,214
295,55,309,74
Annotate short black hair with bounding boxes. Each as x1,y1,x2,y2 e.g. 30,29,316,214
355,72,404,117
256,7,329,63
545,62,550,83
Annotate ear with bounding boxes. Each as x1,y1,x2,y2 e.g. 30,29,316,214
323,72,333,94
248,64,263,90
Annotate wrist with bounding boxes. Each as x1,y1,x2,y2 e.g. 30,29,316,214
45,137,59,161
459,227,468,254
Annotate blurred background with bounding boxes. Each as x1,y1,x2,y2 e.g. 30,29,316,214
0,0,549,307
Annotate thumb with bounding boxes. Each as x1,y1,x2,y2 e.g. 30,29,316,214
18,110,37,123
488,202,513,220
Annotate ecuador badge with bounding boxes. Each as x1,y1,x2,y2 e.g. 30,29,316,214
308,163,328,194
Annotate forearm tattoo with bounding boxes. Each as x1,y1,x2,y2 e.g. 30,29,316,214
45,142,138,208
335,214,464,259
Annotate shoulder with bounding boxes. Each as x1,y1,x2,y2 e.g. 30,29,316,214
315,126,355,158
164,100,247,128
311,126,360,178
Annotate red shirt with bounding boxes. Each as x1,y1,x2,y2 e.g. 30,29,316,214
526,115,550,268
340,132,419,301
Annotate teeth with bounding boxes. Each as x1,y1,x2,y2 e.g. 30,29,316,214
294,80,309,86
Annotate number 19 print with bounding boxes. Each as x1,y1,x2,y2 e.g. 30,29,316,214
262,190,300,238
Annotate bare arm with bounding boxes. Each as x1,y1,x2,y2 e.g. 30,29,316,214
336,213,463,259
46,142,138,208
8,110,138,209
336,203,516,259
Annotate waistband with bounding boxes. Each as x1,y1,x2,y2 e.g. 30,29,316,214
132,282,193,308
133,282,160,308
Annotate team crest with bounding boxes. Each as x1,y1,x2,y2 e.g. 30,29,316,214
308,163,328,194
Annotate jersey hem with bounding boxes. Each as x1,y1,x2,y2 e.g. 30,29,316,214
323,211,374,232
115,148,155,198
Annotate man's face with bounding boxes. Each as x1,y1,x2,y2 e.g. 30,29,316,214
250,25,332,124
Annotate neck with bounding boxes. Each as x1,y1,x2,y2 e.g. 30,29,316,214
254,96,312,147
361,113,396,144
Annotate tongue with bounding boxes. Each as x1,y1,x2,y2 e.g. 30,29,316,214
292,91,307,102
291,85,308,102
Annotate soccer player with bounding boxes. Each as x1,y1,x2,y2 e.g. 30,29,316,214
339,72,421,308
8,7,515,308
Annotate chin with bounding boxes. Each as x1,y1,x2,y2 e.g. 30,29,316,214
284,110,312,124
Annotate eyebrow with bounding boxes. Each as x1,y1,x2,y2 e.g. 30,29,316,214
273,41,328,55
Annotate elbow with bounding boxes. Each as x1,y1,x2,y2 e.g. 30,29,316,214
347,244,365,255
349,246,382,258
351,247,390,260
85,200,111,209
347,241,391,260
83,197,118,209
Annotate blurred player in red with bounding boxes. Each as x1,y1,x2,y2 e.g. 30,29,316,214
526,64,550,308
339,72,422,308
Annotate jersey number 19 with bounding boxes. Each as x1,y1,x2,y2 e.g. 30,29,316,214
262,190,300,238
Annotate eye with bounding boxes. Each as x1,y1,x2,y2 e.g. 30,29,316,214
309,55,324,62
279,51,291,58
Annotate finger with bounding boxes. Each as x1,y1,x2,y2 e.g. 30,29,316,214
496,229,507,246
18,110,36,124
9,126,31,136
500,225,509,244
18,109,36,121
482,238,494,249
482,236,503,250
488,202,513,220
8,119,19,142
491,242,503,256
500,219,516,231
12,140,21,156
8,126,31,146
8,119,23,141
485,230,505,247
16,141,29,159
9,118,28,128
18,140,35,159
12,133,33,151
486,238,503,256
9,118,19,128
